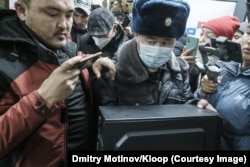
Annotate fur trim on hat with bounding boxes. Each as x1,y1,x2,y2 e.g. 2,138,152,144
132,0,190,38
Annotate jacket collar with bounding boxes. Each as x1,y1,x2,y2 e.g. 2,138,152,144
216,61,250,76
0,9,76,65
116,38,189,84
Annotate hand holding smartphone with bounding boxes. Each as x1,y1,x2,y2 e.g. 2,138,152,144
186,35,199,56
73,52,102,69
121,15,130,29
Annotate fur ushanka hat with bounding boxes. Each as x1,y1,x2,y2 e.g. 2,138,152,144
132,0,190,38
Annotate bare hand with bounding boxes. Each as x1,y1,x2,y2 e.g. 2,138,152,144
200,75,218,96
124,26,132,36
197,99,217,112
37,56,82,108
92,57,116,80
180,47,198,66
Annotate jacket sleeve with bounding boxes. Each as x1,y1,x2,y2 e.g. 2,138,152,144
176,57,195,101
0,81,49,157
92,74,118,108
182,69,195,101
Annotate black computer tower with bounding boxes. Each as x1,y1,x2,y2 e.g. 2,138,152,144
97,104,222,151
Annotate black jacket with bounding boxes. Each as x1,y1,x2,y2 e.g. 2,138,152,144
93,39,194,106
70,24,87,51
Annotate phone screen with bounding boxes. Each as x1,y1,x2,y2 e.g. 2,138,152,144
121,16,130,29
186,35,199,56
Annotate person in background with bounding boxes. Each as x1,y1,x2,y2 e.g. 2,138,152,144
199,16,240,46
70,0,92,49
110,0,134,39
92,0,215,111
78,7,128,61
113,12,134,39
0,0,115,166
181,15,240,93
195,23,250,150
183,15,240,66
232,21,248,42
173,32,187,57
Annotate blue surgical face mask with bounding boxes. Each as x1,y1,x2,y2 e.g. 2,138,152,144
139,43,173,69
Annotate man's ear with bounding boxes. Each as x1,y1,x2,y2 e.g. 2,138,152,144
14,1,28,21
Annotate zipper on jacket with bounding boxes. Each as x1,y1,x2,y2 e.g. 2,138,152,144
157,81,163,104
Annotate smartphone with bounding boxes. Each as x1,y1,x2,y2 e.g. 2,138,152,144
226,40,242,63
186,35,199,56
121,15,130,29
73,52,102,69
211,37,242,63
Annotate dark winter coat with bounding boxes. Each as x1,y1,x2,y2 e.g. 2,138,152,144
93,38,194,106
